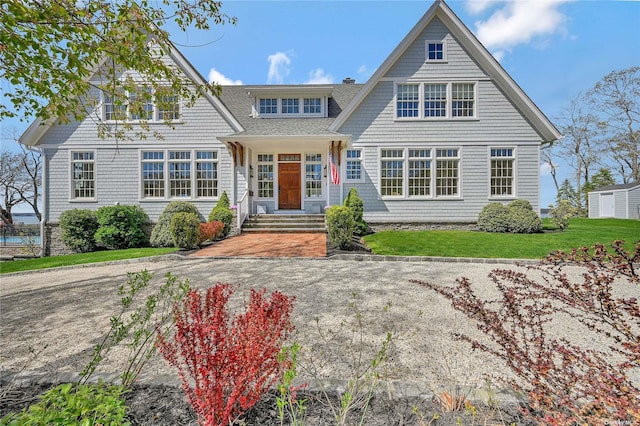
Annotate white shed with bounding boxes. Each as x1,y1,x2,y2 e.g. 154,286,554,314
588,182,640,219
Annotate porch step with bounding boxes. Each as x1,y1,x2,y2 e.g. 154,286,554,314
242,214,326,233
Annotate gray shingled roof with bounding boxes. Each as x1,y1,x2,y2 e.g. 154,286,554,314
218,84,363,137
591,182,640,192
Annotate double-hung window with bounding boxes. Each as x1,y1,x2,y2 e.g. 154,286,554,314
395,82,476,120
104,87,179,122
490,148,514,197
157,89,180,121
345,149,363,182
436,149,460,196
71,151,95,200
305,154,322,198
379,148,460,198
257,154,274,198
141,150,218,199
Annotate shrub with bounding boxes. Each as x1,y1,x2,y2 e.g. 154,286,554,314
477,202,511,233
95,204,148,249
157,283,295,426
413,241,640,425
216,190,231,209
549,199,579,231
477,200,542,234
506,200,543,234
59,208,99,253
1,382,128,425
208,192,234,238
326,205,355,249
344,187,369,236
170,212,201,250
199,221,224,243
151,201,200,247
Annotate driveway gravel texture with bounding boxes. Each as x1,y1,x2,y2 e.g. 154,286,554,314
0,255,634,423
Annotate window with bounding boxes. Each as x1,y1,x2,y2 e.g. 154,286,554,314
71,151,95,199
345,149,362,181
436,149,459,196
259,98,277,114
196,151,218,198
304,98,321,114
426,41,446,61
257,154,274,198
452,83,475,117
141,150,218,199
379,148,460,198
104,87,179,122
381,149,404,196
424,84,447,118
142,151,165,198
490,148,514,197
396,84,419,118
395,82,476,120
408,149,431,196
305,153,322,198
281,98,299,114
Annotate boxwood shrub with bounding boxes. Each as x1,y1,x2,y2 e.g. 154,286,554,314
59,208,99,253
326,205,355,249
477,200,542,234
151,201,200,247
95,205,148,249
170,212,201,249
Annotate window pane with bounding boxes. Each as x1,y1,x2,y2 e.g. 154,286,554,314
428,42,444,60
452,83,475,117
157,90,180,121
71,152,95,199
282,98,299,114
142,158,165,198
304,98,321,114
196,151,218,198
259,98,277,114
257,155,274,198
381,149,403,196
346,149,362,181
491,148,514,196
408,149,431,196
424,84,447,117
397,84,419,118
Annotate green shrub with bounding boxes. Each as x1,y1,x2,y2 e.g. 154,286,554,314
477,202,511,233
170,212,201,250
550,199,579,231
326,205,355,249
150,201,199,247
208,192,233,237
95,205,148,249
478,200,542,234
59,208,99,253
344,187,369,236
0,382,128,425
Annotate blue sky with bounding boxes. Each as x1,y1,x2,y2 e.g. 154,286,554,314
2,0,639,210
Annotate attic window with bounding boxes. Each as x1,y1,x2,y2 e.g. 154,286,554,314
426,40,446,62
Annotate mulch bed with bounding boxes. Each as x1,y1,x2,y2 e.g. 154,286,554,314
1,382,532,425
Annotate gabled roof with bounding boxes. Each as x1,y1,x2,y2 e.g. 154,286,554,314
217,83,362,138
328,0,561,143
19,42,244,146
590,182,640,193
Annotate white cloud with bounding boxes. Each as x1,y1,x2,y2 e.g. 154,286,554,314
306,68,334,84
471,1,571,51
540,162,554,177
491,50,505,62
357,65,371,80
207,68,243,85
465,0,500,14
267,52,291,84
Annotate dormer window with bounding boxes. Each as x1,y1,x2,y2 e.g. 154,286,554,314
281,98,299,114
259,98,278,114
304,98,321,114
426,40,446,62
255,95,327,117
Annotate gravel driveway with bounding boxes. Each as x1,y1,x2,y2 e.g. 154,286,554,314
0,255,630,399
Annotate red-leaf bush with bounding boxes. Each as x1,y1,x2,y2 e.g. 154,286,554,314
413,241,640,425
198,220,224,243
157,283,295,426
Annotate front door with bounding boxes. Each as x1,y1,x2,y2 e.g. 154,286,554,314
278,162,301,209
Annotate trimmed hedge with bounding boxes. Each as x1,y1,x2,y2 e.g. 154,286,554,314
95,205,148,249
151,201,200,247
170,212,201,249
59,209,99,253
326,205,355,249
477,199,542,234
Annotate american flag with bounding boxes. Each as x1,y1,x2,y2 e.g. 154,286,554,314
329,147,340,185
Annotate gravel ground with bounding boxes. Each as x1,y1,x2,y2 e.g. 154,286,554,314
1,255,633,408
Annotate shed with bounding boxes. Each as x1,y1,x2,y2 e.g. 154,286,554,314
588,182,640,219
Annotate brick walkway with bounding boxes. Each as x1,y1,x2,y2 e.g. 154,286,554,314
189,233,327,258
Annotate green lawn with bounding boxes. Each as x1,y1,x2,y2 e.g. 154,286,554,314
363,218,640,259
0,247,179,274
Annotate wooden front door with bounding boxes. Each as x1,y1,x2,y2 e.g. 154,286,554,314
278,162,301,209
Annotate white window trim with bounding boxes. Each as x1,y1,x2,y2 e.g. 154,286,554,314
394,81,477,121
488,146,517,199
425,39,447,62
102,88,182,124
255,96,326,118
344,148,365,183
138,149,219,201
69,150,97,202
378,147,463,200
303,152,324,200
255,153,275,200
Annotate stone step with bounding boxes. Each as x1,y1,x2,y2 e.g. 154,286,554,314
242,214,326,233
